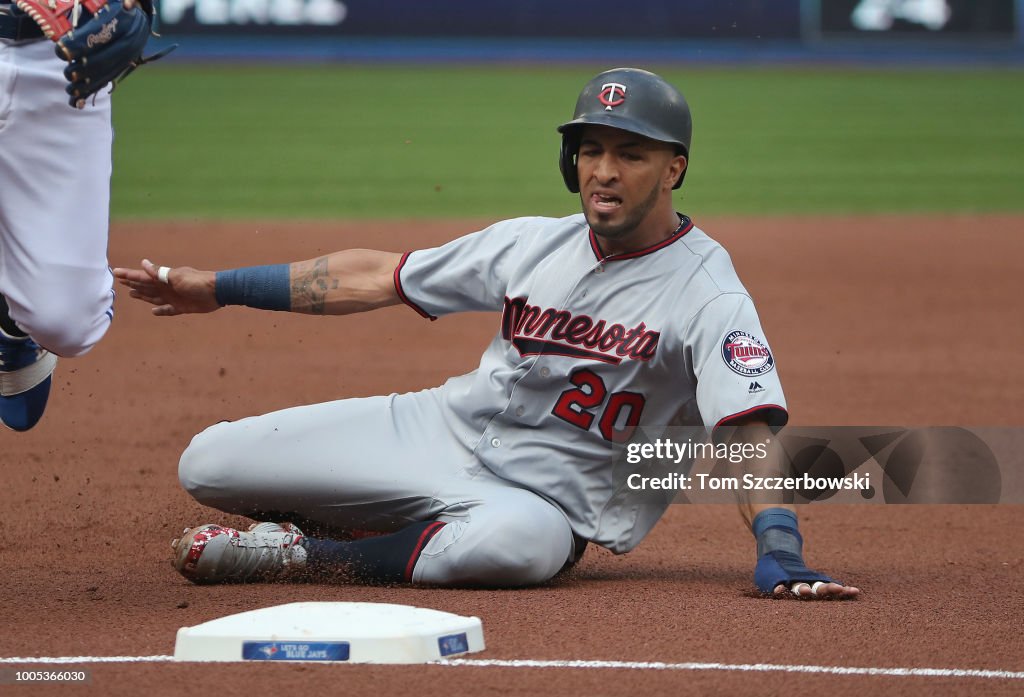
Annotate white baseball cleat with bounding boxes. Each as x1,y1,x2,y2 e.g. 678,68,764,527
171,522,307,584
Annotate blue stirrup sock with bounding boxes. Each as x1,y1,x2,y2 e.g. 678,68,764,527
215,265,291,311
751,508,837,593
300,521,446,584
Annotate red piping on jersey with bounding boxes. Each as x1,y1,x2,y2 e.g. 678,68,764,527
514,344,623,365
405,521,446,582
589,215,694,262
393,252,437,321
714,404,789,432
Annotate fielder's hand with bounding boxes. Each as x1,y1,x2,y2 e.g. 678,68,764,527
113,259,220,316
13,0,174,108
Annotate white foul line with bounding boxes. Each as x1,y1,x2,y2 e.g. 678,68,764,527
440,659,1024,680
1,656,174,664
0,655,1022,680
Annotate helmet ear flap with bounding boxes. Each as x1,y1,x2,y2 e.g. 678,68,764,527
559,131,581,193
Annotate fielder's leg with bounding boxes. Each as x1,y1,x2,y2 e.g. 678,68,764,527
0,40,115,430
0,40,115,358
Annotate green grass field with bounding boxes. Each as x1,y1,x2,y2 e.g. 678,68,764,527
111,65,1024,220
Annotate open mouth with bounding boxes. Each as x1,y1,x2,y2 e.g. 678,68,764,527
590,192,622,212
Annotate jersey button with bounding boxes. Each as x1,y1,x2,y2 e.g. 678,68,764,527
515,406,525,417
491,437,501,448
539,367,551,377
594,265,604,274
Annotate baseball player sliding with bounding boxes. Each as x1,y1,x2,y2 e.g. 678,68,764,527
115,68,858,598
1,0,172,431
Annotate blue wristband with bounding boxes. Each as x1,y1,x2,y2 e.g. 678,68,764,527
215,265,291,311
751,508,798,541
751,507,837,592
752,507,802,558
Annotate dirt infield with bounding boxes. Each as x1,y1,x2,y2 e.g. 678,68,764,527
2,214,1023,695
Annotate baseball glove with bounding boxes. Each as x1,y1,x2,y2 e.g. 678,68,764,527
13,0,175,108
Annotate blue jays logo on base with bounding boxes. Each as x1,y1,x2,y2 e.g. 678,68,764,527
722,330,775,377
242,641,350,661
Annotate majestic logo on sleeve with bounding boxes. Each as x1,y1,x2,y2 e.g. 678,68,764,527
722,330,775,376
598,82,627,110
501,296,659,365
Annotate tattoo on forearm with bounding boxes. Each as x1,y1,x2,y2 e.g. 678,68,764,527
292,257,340,314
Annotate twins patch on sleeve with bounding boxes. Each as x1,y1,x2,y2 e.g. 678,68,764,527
721,330,775,377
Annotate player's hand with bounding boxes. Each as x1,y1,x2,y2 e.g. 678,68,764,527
773,581,860,600
113,259,220,316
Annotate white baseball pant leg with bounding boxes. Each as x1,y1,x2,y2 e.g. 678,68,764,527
0,39,114,356
178,387,576,587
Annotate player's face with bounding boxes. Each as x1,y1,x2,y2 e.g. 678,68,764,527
576,125,685,248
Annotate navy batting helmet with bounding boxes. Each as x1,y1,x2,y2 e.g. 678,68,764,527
557,68,692,193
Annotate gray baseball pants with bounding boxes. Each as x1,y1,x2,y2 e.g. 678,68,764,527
177,386,576,586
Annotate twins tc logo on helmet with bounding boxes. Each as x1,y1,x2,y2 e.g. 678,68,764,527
722,330,775,376
599,82,627,110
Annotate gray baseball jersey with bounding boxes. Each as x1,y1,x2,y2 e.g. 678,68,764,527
396,213,787,552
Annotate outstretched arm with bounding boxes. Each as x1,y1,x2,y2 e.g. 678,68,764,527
112,250,403,317
731,419,860,600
